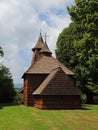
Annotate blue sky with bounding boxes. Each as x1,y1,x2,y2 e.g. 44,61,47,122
0,0,74,84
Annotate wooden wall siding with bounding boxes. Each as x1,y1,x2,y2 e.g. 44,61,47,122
28,74,48,92
23,79,29,106
23,74,48,106
33,95,81,110
33,98,44,109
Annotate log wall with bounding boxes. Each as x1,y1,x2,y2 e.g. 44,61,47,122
33,95,81,110
23,74,48,106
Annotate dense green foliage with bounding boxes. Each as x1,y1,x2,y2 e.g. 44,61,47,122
56,0,98,103
0,64,16,102
0,46,4,57
0,46,16,102
56,22,79,69
0,104,98,130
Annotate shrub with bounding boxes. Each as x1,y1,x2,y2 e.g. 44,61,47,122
0,64,16,102
14,90,23,104
81,94,87,104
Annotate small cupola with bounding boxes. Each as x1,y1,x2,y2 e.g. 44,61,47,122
39,40,52,56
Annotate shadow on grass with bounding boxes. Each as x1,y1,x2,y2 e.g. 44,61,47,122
35,104,92,111
81,104,92,110
0,103,93,111
0,103,21,109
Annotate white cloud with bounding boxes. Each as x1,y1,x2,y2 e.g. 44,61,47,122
31,0,74,11
0,0,74,84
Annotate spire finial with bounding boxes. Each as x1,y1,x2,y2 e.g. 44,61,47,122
43,33,48,42
40,29,42,35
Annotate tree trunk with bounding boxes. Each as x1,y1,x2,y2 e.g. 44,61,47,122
86,93,94,104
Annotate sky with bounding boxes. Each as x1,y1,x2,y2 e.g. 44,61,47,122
0,0,74,84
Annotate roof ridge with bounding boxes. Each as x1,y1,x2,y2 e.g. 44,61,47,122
51,56,75,75
50,65,62,73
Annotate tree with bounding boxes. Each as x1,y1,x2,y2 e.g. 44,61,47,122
56,22,80,69
0,64,16,102
0,46,4,57
56,0,98,103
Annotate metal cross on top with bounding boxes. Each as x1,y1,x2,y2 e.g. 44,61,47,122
43,33,48,42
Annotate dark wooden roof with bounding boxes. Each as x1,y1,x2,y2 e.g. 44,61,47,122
32,33,44,51
23,55,74,77
39,41,52,55
33,67,81,95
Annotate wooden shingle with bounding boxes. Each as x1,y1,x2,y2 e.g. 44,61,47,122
23,55,74,77
32,33,44,51
33,67,81,95
39,41,52,55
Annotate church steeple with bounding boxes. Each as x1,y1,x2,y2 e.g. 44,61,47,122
31,33,44,64
39,40,52,56
32,33,44,51
31,33,52,64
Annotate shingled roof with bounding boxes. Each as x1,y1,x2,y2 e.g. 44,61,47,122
23,55,74,77
32,33,44,51
33,67,81,95
22,34,75,78
39,41,52,55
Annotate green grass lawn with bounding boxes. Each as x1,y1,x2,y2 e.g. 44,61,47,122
0,104,98,130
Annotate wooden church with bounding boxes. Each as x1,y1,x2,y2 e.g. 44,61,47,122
22,33,81,109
